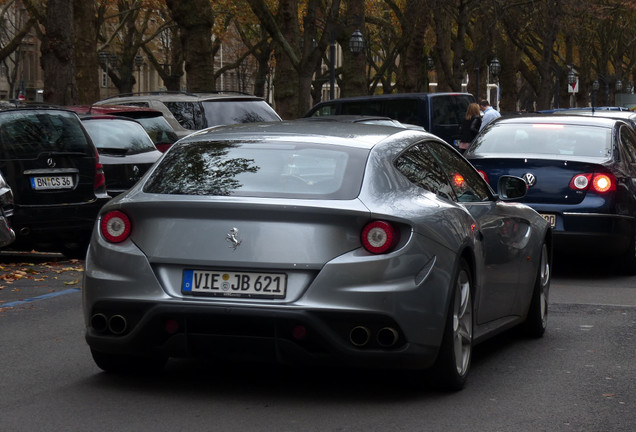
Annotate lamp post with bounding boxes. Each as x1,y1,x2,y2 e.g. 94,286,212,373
98,50,111,97
135,54,144,92
568,68,578,108
426,57,435,92
329,29,366,100
489,57,501,110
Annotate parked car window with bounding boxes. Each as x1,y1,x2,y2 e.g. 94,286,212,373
472,123,612,158
427,141,491,202
384,99,420,125
0,110,91,159
201,100,282,125
164,101,206,130
395,143,454,200
81,118,157,154
341,101,383,117
619,125,636,164
143,141,368,199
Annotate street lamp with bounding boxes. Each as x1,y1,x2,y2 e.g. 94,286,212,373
135,54,144,92
329,29,367,100
592,79,600,108
349,30,365,55
489,57,501,79
615,79,622,92
489,57,501,110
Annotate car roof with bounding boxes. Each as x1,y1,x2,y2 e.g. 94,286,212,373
67,104,163,117
97,91,268,103
552,110,636,120
0,105,79,115
182,119,428,149
491,114,625,128
309,92,473,105
79,113,142,123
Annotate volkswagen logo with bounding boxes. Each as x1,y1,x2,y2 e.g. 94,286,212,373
46,158,56,168
523,173,536,187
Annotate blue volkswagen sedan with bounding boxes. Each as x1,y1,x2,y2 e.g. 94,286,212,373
465,115,636,273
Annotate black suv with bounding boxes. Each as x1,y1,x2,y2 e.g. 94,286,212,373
305,92,476,145
0,107,110,257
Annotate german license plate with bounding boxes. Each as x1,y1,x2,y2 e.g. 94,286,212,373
540,213,556,228
182,270,287,298
30,176,74,190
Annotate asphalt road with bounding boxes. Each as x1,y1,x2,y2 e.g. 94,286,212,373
0,252,634,432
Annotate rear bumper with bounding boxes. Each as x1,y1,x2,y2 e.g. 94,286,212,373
545,212,634,254
10,196,110,247
84,301,439,370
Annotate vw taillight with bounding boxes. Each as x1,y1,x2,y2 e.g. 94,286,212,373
569,173,615,193
361,220,398,254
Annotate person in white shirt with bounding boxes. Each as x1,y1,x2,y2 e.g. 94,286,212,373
479,100,501,131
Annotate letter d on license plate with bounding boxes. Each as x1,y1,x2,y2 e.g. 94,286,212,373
182,269,286,298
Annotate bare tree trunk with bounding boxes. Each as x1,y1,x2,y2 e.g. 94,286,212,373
165,0,215,92
396,0,427,93
42,0,76,104
73,0,99,103
339,0,366,97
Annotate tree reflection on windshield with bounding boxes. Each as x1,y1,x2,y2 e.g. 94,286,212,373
144,142,258,196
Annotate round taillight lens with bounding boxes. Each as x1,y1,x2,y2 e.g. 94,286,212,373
569,174,591,190
100,210,131,243
592,174,613,192
361,221,397,254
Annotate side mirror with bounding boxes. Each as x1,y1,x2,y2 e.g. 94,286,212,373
497,175,527,200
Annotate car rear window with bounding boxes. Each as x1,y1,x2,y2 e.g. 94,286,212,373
201,100,281,126
143,140,368,199
471,123,612,158
134,116,178,145
0,110,91,159
164,100,281,130
82,119,157,154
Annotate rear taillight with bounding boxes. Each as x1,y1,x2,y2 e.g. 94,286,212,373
94,149,106,190
94,162,105,190
100,210,131,243
361,220,398,254
477,170,490,184
569,173,615,193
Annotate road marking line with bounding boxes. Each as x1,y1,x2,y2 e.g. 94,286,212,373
0,288,81,308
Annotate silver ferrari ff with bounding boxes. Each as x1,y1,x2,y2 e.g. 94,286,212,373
83,120,552,390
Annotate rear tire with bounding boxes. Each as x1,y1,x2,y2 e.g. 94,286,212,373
90,349,167,374
429,259,473,391
523,242,550,338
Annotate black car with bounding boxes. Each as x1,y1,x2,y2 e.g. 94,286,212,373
79,115,163,197
67,105,179,152
0,107,110,258
0,172,15,248
465,114,636,272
